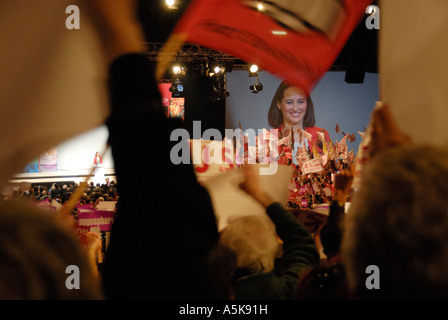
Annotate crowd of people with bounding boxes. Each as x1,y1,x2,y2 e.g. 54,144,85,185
1,0,448,303
286,159,352,210
4,179,118,206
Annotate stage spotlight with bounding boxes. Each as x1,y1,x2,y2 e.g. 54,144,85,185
166,0,177,9
250,64,258,73
172,65,181,74
171,63,186,76
249,64,259,77
208,60,224,77
214,65,223,74
250,82,263,94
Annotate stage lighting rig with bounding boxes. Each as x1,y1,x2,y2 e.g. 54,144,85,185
250,73,263,93
250,82,263,93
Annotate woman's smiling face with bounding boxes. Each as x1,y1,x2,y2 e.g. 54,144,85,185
277,86,308,128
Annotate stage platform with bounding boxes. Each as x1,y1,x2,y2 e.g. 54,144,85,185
9,168,117,186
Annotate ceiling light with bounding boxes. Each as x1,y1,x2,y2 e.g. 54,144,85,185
172,65,181,74
249,64,258,73
171,63,186,76
214,65,222,74
248,64,259,77
165,0,177,9
208,60,223,77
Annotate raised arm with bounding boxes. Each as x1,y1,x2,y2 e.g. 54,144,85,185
87,1,220,299
239,165,320,298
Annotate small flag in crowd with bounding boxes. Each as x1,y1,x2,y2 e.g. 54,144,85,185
316,131,326,141
300,128,313,142
358,130,365,141
335,123,341,133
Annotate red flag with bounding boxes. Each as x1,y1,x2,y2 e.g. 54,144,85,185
160,0,373,95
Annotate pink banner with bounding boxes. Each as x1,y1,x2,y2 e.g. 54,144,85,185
36,198,57,214
77,210,114,231
73,225,91,249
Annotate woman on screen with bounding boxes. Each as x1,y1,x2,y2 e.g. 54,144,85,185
268,81,330,165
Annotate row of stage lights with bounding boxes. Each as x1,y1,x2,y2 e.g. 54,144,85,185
168,62,264,99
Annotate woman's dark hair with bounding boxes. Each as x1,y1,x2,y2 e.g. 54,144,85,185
268,81,316,129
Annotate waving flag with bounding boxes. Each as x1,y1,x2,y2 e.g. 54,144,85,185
158,0,373,95
335,123,341,133
298,146,310,164
358,130,365,141
316,131,326,141
0,0,109,187
380,0,448,145
300,128,313,142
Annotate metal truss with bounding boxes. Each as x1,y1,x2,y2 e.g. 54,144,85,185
143,42,250,70
143,42,349,73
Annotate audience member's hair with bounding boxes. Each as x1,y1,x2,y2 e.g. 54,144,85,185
343,145,448,299
220,215,280,273
0,200,103,299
